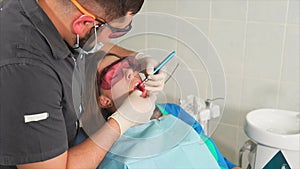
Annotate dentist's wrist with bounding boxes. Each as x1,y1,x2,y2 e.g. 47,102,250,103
108,111,138,135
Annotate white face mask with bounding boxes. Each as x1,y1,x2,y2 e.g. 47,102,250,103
73,22,104,54
75,41,104,55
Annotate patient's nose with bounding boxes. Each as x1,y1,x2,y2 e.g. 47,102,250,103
124,69,135,81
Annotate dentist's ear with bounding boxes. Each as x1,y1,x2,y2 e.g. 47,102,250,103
73,15,95,34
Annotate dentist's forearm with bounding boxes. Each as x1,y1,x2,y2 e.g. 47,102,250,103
17,118,120,169
67,118,120,168
102,43,137,57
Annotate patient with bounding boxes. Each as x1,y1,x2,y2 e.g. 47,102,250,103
95,53,240,169
96,53,161,121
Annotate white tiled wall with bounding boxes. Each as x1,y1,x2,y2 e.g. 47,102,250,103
121,0,299,165
248,0,288,24
211,0,247,21
244,23,285,80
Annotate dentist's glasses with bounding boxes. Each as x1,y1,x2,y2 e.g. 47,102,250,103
71,0,132,39
97,56,141,91
94,19,132,39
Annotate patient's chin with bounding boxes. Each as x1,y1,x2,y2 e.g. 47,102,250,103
110,80,140,108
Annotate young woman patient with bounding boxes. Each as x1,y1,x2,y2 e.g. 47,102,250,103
96,53,162,121
95,53,240,169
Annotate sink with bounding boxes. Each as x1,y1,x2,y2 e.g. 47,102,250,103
244,109,300,150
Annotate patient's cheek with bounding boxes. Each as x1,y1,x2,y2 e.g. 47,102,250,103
110,80,133,104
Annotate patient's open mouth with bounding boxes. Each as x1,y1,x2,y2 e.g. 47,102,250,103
134,81,147,97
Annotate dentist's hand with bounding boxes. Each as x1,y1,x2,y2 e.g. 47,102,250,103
108,90,157,135
135,53,166,92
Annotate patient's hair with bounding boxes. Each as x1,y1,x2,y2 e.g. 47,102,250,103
95,53,121,120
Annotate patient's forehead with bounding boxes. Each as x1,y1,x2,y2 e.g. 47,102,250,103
97,55,120,73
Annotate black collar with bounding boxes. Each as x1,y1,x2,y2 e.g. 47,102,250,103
20,0,72,59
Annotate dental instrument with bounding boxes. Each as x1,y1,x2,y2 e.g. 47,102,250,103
136,51,176,97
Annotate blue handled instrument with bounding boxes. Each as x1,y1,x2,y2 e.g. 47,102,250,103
141,51,176,83
136,51,176,96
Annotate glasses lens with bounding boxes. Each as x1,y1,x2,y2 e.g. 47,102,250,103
108,31,129,39
98,57,140,90
106,21,132,39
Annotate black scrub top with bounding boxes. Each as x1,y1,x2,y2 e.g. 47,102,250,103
0,0,82,167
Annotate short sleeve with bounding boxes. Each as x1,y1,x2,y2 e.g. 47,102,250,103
0,63,68,165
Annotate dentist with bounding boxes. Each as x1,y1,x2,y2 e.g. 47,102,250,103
0,0,165,168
